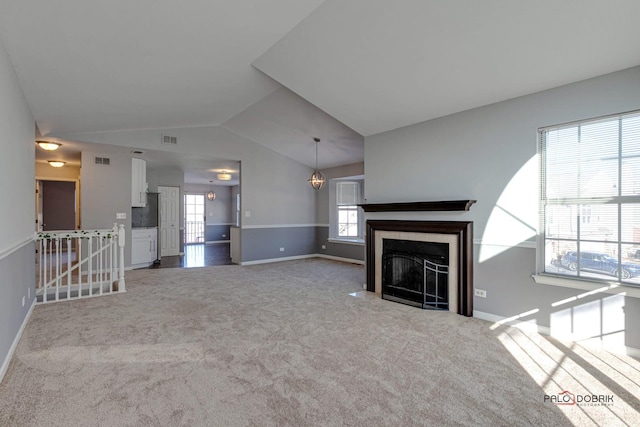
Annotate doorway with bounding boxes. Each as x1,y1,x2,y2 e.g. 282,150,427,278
36,179,79,232
36,179,79,257
158,186,180,256
184,194,205,244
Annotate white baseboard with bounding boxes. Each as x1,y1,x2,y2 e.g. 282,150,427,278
0,298,36,385
317,254,365,265
474,310,640,359
240,254,365,266
205,240,230,244
239,254,317,266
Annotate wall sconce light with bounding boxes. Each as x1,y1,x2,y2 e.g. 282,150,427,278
37,141,61,151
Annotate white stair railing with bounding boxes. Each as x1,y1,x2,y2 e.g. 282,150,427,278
35,224,126,303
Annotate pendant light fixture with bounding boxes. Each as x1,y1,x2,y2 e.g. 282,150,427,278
217,170,231,181
206,180,216,201
308,137,326,190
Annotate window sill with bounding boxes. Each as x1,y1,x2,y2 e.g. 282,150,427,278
327,238,365,246
532,274,640,299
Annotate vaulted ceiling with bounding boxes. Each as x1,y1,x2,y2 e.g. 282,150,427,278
3,0,640,173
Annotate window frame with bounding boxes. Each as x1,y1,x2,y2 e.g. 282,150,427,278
537,109,640,287
330,178,364,243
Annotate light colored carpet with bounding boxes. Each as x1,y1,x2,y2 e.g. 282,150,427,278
1,258,639,426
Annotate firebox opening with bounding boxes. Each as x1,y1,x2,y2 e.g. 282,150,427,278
382,239,450,310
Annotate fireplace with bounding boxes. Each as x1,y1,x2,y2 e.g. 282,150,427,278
365,220,473,316
382,239,450,310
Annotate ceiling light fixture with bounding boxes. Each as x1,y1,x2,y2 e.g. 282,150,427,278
206,181,216,201
217,170,231,181
308,137,325,190
37,141,61,151
48,160,66,168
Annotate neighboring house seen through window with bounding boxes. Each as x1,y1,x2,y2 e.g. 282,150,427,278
539,110,640,285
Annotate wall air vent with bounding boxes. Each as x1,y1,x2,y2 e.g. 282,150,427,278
162,135,177,145
95,157,111,165
131,150,144,155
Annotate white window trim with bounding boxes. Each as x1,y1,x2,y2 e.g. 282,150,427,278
536,109,640,289
330,178,365,241
531,273,640,299
327,237,365,245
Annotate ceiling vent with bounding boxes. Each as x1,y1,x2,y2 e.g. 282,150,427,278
95,156,110,165
162,135,177,145
131,150,144,155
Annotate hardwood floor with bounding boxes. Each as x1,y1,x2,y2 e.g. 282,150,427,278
150,243,232,269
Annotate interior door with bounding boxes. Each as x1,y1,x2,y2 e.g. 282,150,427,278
159,186,180,256
42,181,76,232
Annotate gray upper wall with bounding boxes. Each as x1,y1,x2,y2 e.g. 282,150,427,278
366,66,640,241
315,162,364,225
364,66,640,348
81,150,133,265
184,183,233,226
56,126,317,228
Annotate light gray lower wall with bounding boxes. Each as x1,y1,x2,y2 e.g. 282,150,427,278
206,224,231,242
239,225,364,263
0,242,35,378
316,226,364,261
241,227,317,262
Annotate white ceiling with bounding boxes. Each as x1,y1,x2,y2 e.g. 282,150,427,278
5,1,640,178
254,0,640,136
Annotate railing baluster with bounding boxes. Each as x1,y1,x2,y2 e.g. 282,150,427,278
99,235,103,295
88,237,93,297
78,236,83,298
67,236,72,300
43,239,48,303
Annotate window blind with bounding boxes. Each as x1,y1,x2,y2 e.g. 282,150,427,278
540,110,640,284
337,181,359,206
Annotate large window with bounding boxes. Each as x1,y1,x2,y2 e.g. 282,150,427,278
540,110,640,285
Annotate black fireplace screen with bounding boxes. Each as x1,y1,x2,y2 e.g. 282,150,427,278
382,239,449,310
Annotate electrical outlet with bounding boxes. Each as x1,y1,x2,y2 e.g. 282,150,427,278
474,289,487,298
321,245,326,249
222,234,226,238
279,247,285,252
245,211,251,217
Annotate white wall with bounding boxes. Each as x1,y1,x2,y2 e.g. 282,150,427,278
365,66,640,351
0,37,35,381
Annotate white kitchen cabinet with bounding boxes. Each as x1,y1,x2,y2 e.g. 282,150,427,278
131,227,158,268
131,158,147,207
